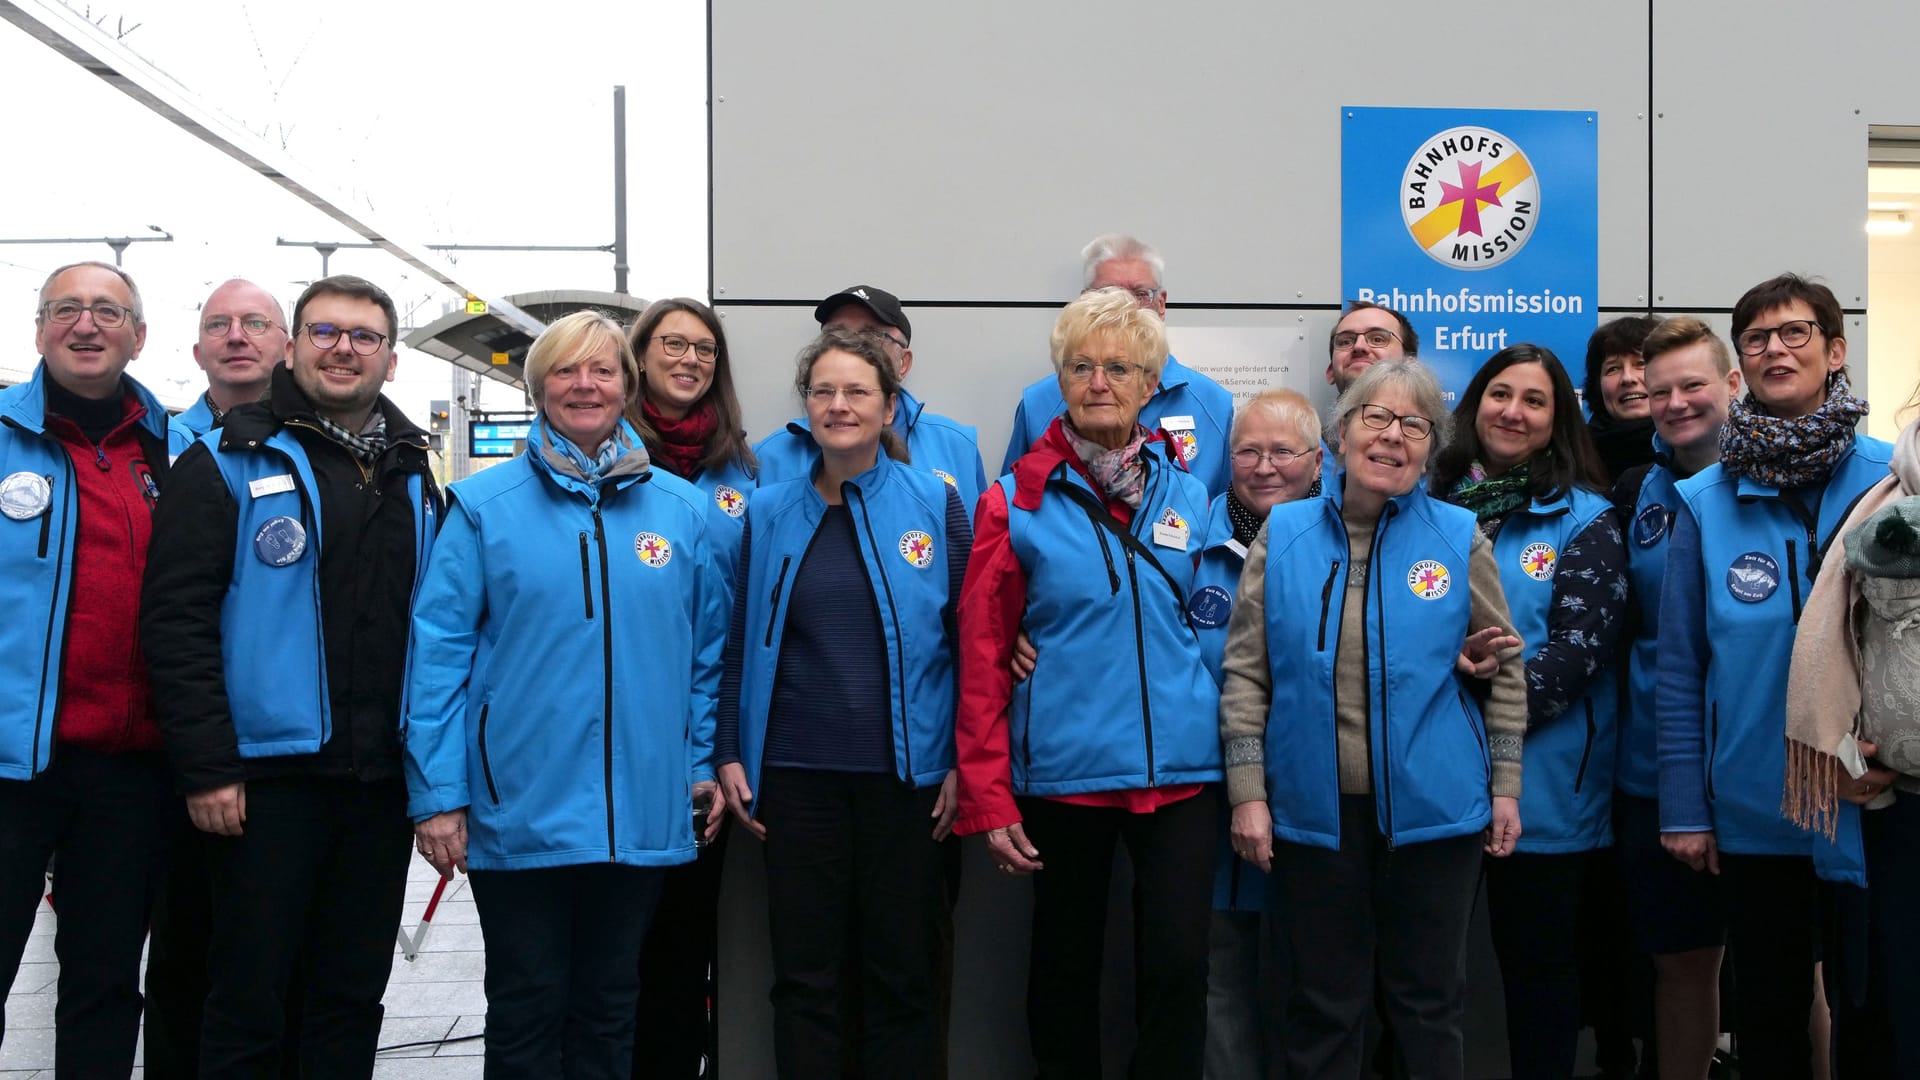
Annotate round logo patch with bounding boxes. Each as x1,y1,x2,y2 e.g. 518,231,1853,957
1634,503,1669,548
635,532,673,568
1726,551,1781,603
1188,584,1233,629
0,470,52,521
1520,542,1557,581
899,530,935,569
1408,560,1451,600
1401,124,1539,270
713,485,746,519
252,515,307,567
932,469,958,489
1173,430,1199,463
1159,507,1190,532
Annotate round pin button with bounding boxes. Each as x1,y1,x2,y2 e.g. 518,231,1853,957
253,515,308,566
0,471,51,521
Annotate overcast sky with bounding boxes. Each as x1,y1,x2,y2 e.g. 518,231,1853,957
0,0,707,420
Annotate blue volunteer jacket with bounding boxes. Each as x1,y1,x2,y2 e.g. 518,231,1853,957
1491,489,1620,853
0,366,170,780
1002,443,1222,795
679,455,755,593
1618,446,1683,799
1259,481,1493,850
202,425,436,758
755,389,987,520
1001,356,1234,496
404,423,730,870
167,394,217,459
1194,495,1267,910
1659,435,1892,864
732,451,962,802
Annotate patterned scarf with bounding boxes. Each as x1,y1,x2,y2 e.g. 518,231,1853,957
1063,420,1151,511
642,398,717,479
311,410,389,468
1226,489,1263,545
542,420,626,483
1720,372,1869,489
1446,460,1532,536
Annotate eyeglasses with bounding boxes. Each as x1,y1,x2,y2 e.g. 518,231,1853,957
201,315,282,338
1356,403,1434,440
805,384,881,405
1332,328,1402,351
1735,320,1818,356
825,323,908,351
652,334,717,363
1232,447,1308,470
1065,360,1142,384
1088,285,1162,306
40,300,134,328
302,322,390,355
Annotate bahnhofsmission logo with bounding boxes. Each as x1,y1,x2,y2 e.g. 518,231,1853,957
1401,124,1540,271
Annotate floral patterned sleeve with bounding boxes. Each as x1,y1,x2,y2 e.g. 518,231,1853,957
1525,508,1629,729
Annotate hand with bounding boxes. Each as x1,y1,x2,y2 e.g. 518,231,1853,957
1230,801,1273,873
1483,795,1521,856
1662,830,1720,874
1011,630,1038,682
187,782,247,837
1456,626,1522,679
717,762,765,840
694,779,726,844
1839,740,1900,806
986,821,1043,875
415,809,469,877
930,771,960,841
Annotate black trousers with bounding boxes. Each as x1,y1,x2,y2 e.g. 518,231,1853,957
1486,851,1587,1080
758,767,945,1080
1271,794,1483,1080
1019,789,1216,1080
1828,796,1920,1076
0,749,172,1080
632,825,726,1079
472,862,664,1080
1717,852,1817,1080
199,775,411,1080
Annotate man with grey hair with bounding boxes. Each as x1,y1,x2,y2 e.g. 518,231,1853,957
0,261,176,1076
169,278,290,456
1000,233,1234,494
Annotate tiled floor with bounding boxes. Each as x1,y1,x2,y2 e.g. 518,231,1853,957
0,856,487,1078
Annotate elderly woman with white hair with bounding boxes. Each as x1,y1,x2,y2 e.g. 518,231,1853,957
956,287,1222,1078
404,311,731,1078
1219,359,1527,1080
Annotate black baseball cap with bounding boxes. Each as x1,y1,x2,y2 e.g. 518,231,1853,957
814,285,910,343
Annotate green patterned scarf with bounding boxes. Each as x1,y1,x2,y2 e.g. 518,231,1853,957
1445,460,1532,528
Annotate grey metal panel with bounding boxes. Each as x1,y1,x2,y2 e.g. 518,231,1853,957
711,3,1649,309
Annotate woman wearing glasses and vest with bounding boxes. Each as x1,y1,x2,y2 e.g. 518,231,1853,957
1431,344,1627,1080
956,287,1220,1079
715,328,969,1078
623,297,757,1080
1219,359,1528,1080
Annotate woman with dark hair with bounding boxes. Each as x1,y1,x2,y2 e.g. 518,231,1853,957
624,297,757,1079
1432,343,1629,1080
716,328,968,1078
1581,315,1661,484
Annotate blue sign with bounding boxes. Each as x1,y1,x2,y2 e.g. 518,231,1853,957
1341,107,1598,404
469,419,533,458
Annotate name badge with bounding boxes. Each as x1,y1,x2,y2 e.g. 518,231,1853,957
1226,538,1249,559
1152,522,1189,549
249,474,296,498
1160,415,1195,430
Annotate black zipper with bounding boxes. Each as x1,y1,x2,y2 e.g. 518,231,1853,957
1092,517,1120,594
1706,702,1719,800
1126,546,1156,784
1573,700,1597,794
30,451,75,774
476,704,501,805
1785,540,1803,623
763,556,792,647
577,532,594,618
1316,560,1341,650
36,475,53,558
594,509,616,860
851,486,913,781
1370,506,1398,848
1020,649,1035,772
1333,518,1354,816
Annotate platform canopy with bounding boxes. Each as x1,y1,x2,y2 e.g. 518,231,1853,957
403,290,651,388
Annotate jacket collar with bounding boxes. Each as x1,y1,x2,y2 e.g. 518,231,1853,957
1010,416,1176,512
1732,437,1861,499
1155,354,1192,396
0,360,169,443
802,447,898,516
530,418,653,498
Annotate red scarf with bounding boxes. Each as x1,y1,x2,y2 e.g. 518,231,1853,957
641,398,718,479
